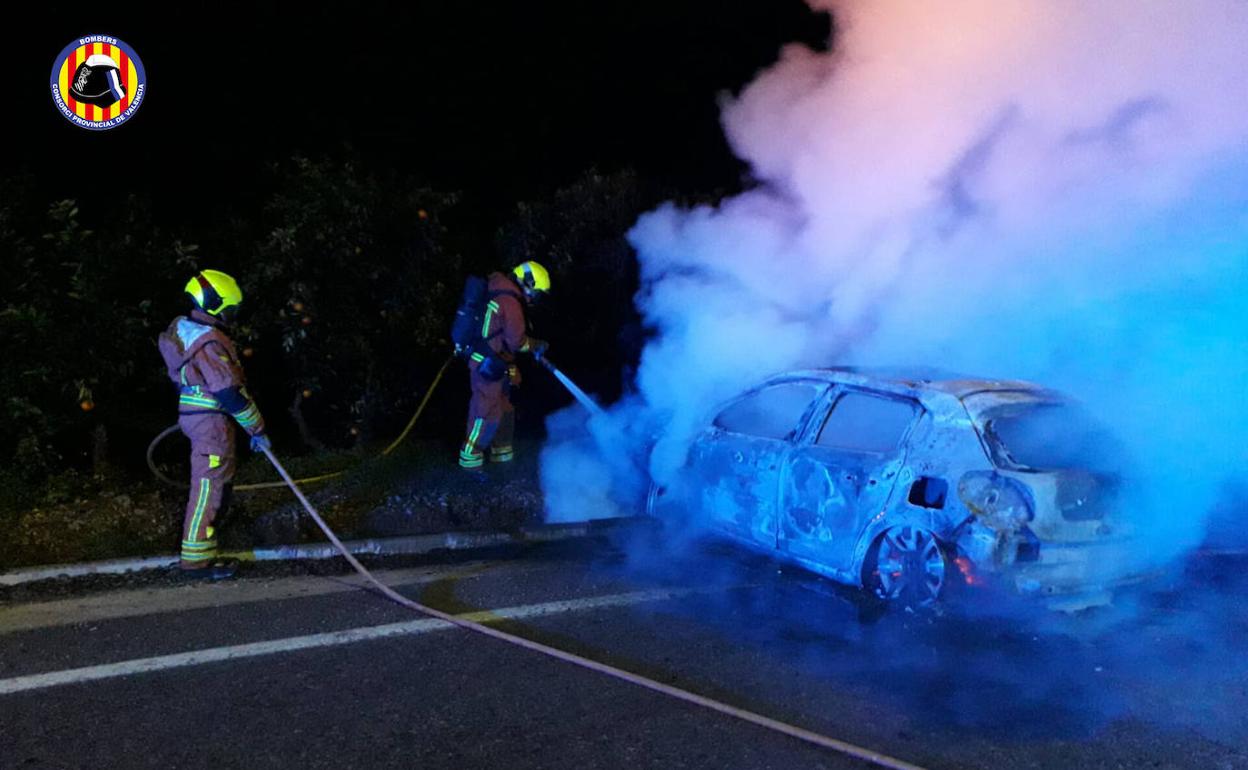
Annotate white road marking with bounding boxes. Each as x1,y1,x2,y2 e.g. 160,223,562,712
0,562,541,635
0,587,697,696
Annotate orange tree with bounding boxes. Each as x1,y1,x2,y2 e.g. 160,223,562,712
0,188,196,501
0,158,463,509
496,168,653,404
237,156,463,449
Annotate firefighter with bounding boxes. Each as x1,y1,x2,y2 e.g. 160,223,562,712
459,261,550,470
157,269,269,579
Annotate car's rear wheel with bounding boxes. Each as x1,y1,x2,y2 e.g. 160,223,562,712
864,524,948,608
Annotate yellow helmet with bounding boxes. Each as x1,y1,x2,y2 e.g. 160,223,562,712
512,261,551,298
184,269,243,316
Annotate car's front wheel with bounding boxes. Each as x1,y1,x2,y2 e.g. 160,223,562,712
863,524,949,608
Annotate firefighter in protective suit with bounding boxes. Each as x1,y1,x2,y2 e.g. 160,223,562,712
158,270,269,579
459,261,550,470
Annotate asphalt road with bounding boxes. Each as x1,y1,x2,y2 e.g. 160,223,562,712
2,533,1246,769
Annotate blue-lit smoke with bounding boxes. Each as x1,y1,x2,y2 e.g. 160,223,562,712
543,0,1248,567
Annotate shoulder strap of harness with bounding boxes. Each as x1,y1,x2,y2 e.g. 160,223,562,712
176,331,235,383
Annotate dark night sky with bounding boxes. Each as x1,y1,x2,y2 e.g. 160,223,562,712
9,2,830,225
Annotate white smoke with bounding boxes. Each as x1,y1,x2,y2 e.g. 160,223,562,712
544,0,1248,564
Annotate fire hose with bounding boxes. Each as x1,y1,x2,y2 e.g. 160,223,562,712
147,355,455,492
148,355,590,491
537,356,606,418
147,350,924,767
258,444,928,770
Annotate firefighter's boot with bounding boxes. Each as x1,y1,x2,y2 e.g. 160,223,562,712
178,559,238,581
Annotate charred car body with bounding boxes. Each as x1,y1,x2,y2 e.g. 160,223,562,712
647,368,1137,608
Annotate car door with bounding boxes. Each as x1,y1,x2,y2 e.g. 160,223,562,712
691,380,829,550
779,388,921,572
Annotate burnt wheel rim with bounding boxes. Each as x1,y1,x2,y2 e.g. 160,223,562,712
873,525,946,606
645,483,665,517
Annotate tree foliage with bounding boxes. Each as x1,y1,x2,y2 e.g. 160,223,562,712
0,160,651,505
496,168,651,400
0,189,185,485
0,158,462,493
240,156,462,447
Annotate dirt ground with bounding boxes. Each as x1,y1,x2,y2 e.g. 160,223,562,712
0,439,546,569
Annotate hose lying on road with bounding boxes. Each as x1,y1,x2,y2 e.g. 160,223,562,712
147,355,453,492
259,445,929,770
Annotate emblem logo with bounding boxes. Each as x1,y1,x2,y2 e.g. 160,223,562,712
50,35,146,130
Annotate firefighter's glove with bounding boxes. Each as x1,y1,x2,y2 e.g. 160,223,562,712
250,433,272,453
528,338,549,361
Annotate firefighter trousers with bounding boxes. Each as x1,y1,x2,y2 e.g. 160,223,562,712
178,413,236,568
460,366,515,468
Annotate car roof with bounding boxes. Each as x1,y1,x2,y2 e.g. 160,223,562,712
779,366,1060,400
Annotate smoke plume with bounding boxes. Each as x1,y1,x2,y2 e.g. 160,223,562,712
543,1,1248,567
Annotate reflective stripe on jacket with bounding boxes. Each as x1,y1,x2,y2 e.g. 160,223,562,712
159,311,266,436
178,385,222,411
481,273,530,360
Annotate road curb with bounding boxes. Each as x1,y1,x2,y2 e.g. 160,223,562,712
0,518,636,588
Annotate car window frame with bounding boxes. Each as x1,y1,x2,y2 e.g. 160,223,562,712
711,379,830,443
806,386,924,456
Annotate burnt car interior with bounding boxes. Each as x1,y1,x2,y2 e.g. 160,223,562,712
712,381,827,441
814,391,918,454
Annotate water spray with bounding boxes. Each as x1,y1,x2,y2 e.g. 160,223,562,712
539,357,606,419
537,356,651,515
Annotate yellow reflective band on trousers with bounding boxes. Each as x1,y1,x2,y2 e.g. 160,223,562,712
459,418,485,468
209,455,221,469
463,418,483,451
182,531,218,561
188,478,211,543
180,526,217,562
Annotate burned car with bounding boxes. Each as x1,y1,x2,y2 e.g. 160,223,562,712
647,368,1137,609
